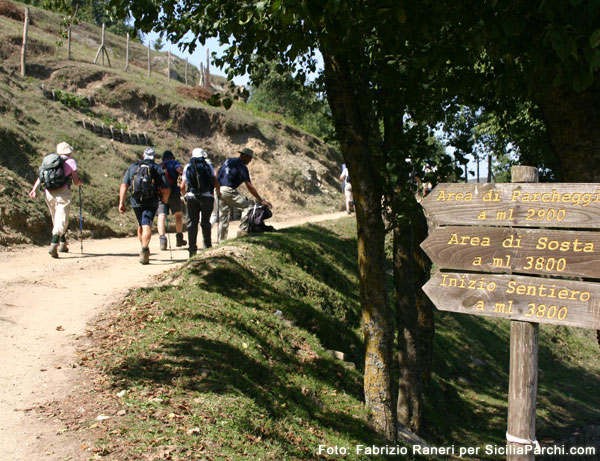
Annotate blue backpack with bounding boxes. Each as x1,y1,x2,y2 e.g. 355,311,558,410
188,158,213,194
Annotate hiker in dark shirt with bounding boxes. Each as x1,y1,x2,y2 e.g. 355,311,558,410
157,150,186,251
217,147,272,241
118,147,170,264
180,148,220,257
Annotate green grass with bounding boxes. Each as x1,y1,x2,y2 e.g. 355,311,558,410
87,219,600,459
91,219,396,460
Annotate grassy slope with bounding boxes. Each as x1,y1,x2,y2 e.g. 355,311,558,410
81,219,600,460
0,2,342,246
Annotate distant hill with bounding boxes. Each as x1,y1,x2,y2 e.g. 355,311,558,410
0,0,343,246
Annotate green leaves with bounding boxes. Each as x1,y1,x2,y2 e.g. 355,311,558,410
590,29,600,49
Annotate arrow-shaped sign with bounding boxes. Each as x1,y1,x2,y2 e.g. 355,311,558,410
421,183,600,228
421,226,600,279
422,271,600,329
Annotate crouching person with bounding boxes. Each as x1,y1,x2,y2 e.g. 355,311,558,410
181,148,220,258
118,147,170,265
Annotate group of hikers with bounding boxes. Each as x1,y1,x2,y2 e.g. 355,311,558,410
29,142,273,264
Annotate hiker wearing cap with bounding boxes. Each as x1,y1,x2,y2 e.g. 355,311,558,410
28,142,83,258
217,147,272,241
157,150,187,250
118,147,170,265
180,147,220,257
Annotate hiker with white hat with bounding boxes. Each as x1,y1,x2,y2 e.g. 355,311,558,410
118,147,170,265
28,142,83,258
216,147,272,241
180,147,221,257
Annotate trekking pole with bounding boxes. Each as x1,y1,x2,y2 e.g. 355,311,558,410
215,194,220,244
78,186,83,254
165,204,173,260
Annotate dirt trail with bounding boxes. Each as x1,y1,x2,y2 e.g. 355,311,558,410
0,211,348,460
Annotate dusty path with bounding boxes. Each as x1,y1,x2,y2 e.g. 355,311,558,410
0,211,348,460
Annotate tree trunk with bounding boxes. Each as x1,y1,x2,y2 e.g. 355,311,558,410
322,50,397,442
537,86,600,182
394,208,435,433
394,218,422,432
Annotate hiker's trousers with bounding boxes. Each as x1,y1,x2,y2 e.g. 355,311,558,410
186,194,214,251
44,186,72,237
217,186,253,242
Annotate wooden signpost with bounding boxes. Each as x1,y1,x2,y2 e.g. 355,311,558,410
420,167,600,460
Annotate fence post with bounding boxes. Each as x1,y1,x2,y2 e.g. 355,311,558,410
67,25,72,60
507,165,539,461
20,7,29,77
124,32,129,72
147,40,151,77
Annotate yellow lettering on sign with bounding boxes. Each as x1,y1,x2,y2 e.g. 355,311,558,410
536,237,594,253
502,234,522,248
477,211,487,220
435,190,473,201
506,281,591,302
472,257,482,266
493,300,513,314
482,190,501,202
447,233,491,247
440,274,497,292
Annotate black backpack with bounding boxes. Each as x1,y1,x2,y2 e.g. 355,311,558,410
130,161,157,202
248,204,275,233
188,157,213,194
39,154,68,190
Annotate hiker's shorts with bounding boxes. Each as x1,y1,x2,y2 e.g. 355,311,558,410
133,207,157,227
157,191,182,215
344,183,353,199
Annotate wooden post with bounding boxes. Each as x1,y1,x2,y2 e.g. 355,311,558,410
20,7,29,77
487,153,493,183
124,32,129,72
507,165,539,461
167,50,171,83
93,24,111,67
67,25,72,60
205,48,210,89
147,40,151,77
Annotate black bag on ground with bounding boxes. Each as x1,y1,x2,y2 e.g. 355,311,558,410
188,157,213,194
39,154,68,190
248,204,275,233
130,161,157,202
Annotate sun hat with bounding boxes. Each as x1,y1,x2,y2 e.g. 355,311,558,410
192,147,208,158
238,147,254,158
143,147,155,160
56,142,73,156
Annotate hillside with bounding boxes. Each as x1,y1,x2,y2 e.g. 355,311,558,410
0,0,343,246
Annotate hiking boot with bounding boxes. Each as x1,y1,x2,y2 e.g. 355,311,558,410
58,241,69,253
159,235,167,251
176,232,187,247
49,243,59,258
236,230,248,237
139,248,150,265
188,248,197,258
